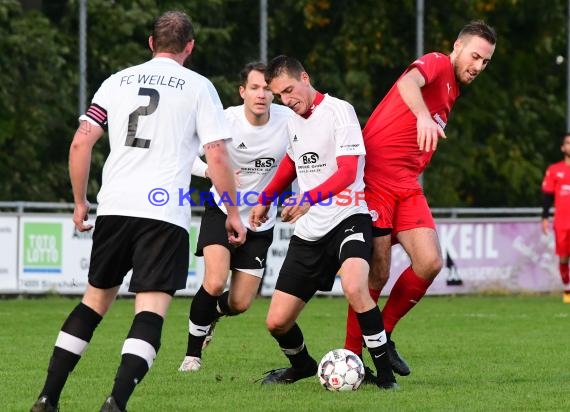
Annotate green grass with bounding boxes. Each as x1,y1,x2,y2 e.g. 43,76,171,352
2,294,569,411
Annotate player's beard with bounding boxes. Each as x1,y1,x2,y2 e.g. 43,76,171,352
453,48,474,85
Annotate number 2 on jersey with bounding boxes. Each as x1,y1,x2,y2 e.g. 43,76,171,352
125,87,160,148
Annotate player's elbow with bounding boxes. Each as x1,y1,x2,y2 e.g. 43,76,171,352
69,138,93,157
204,141,230,168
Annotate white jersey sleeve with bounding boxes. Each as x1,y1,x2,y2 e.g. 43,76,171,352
334,101,366,157
191,157,208,178
196,80,233,146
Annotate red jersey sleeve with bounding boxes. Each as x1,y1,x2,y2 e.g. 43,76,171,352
305,155,358,205
258,154,297,205
542,166,555,193
408,52,448,86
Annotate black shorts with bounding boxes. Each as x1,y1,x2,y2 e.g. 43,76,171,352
196,200,274,273
88,215,189,293
276,213,372,302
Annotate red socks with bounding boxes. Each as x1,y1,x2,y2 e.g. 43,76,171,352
344,267,432,354
382,266,432,332
344,288,381,355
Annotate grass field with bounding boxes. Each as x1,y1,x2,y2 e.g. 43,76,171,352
1,294,569,411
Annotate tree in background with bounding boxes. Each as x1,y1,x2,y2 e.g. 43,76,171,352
424,0,567,207
0,0,568,207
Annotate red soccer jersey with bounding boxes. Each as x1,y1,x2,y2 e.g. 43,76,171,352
542,161,570,229
363,52,460,190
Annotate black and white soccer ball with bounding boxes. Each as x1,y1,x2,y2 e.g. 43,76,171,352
317,348,365,391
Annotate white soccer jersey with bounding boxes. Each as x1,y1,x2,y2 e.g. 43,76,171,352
81,57,231,231
200,103,292,230
286,94,368,241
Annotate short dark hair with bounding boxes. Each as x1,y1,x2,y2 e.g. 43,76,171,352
561,133,570,145
265,55,306,85
151,11,195,54
239,61,266,87
458,20,497,45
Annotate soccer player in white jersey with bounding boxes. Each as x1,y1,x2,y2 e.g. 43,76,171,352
178,61,292,372
249,55,397,389
30,11,245,412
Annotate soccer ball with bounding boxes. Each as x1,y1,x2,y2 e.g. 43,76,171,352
317,349,365,391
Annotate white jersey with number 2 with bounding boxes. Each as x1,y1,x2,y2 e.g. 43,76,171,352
80,57,231,231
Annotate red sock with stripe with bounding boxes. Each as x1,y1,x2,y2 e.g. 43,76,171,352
382,266,432,332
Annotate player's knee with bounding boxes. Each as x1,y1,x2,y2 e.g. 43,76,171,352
202,276,226,295
419,255,443,279
228,298,251,315
342,283,370,312
82,288,116,316
431,255,444,275
266,315,289,335
342,282,360,302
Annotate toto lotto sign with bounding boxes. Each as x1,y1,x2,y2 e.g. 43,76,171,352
23,222,62,273
18,216,92,293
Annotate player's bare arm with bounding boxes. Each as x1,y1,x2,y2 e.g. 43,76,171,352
203,139,238,212
397,68,446,152
204,139,246,245
191,156,241,186
69,120,104,232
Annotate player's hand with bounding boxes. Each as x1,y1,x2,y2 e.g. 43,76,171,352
541,218,550,235
281,195,310,223
417,114,446,152
73,200,93,232
249,204,270,231
226,214,246,246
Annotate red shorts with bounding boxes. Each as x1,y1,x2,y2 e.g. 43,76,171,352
365,179,435,236
554,227,570,256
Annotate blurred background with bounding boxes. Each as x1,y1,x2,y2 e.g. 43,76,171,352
1,0,568,208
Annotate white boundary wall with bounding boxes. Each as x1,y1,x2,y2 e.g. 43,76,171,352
0,208,563,296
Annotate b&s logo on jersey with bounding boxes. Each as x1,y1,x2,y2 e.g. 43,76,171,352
253,157,275,168
298,152,327,173
249,157,275,169
243,157,277,174
23,223,62,273
300,152,319,165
